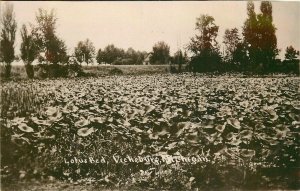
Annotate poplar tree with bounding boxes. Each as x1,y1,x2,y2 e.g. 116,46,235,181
0,2,17,78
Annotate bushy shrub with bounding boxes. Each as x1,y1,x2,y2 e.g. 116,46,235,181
280,60,299,74
25,64,34,79
35,64,48,79
169,65,178,73
35,62,84,79
47,64,67,78
67,63,84,77
109,67,123,75
2,64,12,78
190,54,221,73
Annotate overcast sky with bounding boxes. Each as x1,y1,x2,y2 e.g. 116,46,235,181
3,1,300,59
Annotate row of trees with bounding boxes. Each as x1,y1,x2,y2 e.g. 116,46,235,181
188,1,299,74
74,40,184,66
0,2,185,78
96,45,147,65
1,1,299,78
75,41,185,66
0,4,69,78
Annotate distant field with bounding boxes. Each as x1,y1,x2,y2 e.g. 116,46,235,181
0,64,176,79
83,64,172,76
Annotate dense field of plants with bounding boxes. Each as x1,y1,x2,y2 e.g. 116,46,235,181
1,74,299,190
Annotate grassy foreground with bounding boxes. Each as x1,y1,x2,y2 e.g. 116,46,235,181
1,74,300,190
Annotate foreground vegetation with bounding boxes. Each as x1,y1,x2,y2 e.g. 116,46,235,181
1,74,299,190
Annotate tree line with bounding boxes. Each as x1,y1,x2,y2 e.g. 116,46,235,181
0,1,299,79
188,1,299,74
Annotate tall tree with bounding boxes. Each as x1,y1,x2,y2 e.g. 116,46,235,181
96,48,105,64
74,39,95,65
242,1,259,71
223,28,241,63
285,46,299,61
0,2,17,78
257,1,278,72
188,14,221,72
34,8,67,65
282,46,300,74
136,51,148,65
243,1,278,73
150,41,170,65
20,24,39,78
231,42,249,71
96,44,124,64
173,50,188,72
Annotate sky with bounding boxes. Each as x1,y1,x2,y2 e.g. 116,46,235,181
2,1,300,59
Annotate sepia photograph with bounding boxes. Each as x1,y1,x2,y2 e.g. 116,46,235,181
0,1,299,190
